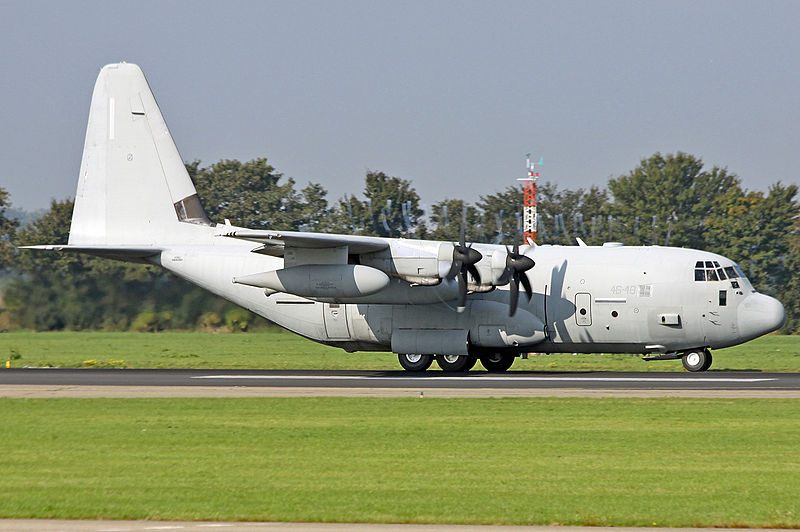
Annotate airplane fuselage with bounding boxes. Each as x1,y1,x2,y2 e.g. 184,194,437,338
156,227,784,358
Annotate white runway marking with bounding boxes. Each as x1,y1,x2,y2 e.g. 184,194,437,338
191,375,775,383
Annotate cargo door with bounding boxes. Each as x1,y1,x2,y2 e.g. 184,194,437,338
323,303,350,339
575,293,592,326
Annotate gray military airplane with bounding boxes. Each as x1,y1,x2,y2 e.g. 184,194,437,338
25,63,786,372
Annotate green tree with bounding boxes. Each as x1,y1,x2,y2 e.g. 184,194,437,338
189,158,329,230
0,187,19,271
475,186,522,244
705,183,799,296
296,183,332,232
782,217,800,333
608,152,741,248
428,199,481,242
536,182,609,245
330,171,423,237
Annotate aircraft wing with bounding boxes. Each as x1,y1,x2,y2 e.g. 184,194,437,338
19,245,161,263
220,230,389,256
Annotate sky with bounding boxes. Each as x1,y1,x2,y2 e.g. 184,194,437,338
1,0,799,212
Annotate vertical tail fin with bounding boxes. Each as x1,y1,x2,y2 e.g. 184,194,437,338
69,63,210,247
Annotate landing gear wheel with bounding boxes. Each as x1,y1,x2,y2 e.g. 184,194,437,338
480,353,515,372
398,353,433,372
435,354,477,372
682,349,712,372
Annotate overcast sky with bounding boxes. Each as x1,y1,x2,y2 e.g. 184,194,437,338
1,0,798,212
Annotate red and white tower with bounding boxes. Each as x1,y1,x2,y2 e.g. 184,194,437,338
518,154,541,245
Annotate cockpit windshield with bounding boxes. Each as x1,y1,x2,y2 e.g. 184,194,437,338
694,261,749,283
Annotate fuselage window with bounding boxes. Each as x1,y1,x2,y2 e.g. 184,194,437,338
724,266,737,279
695,269,706,281
719,290,727,306
716,268,727,280
708,269,719,281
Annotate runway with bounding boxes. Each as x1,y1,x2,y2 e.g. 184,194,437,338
2,368,800,397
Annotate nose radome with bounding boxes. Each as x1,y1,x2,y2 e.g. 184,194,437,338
738,293,786,341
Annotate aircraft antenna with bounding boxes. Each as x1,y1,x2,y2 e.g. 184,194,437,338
517,153,541,245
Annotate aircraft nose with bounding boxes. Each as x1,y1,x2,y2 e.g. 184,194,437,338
738,293,785,341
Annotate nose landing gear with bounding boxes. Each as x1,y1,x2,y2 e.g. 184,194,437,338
682,348,713,372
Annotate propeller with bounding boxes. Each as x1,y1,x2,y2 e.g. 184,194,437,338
497,235,535,317
445,208,482,311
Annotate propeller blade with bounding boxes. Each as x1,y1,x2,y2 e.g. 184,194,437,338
445,255,461,280
466,263,481,286
520,271,533,301
459,206,467,248
497,267,513,286
509,276,520,317
457,271,467,309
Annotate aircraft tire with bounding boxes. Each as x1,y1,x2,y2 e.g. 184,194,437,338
682,349,712,372
435,354,477,372
398,353,433,372
480,353,515,372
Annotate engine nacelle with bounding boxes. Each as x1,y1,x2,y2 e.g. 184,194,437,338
233,264,390,298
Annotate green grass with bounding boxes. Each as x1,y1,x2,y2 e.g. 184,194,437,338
0,397,798,526
2,329,800,371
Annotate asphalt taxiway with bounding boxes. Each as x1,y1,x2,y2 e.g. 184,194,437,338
2,368,799,397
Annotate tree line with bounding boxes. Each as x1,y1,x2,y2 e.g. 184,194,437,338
0,152,798,332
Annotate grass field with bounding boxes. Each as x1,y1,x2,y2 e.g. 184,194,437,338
2,329,800,371
0,397,798,526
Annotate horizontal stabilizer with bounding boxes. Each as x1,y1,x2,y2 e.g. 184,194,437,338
20,245,161,263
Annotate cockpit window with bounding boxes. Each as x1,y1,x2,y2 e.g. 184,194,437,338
695,260,745,282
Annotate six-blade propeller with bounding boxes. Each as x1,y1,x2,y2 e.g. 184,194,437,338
445,214,483,311
496,236,535,316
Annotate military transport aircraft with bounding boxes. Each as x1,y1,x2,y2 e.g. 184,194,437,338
24,63,786,373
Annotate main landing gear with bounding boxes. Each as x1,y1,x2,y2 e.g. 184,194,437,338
479,353,515,372
397,353,434,372
681,348,713,372
397,353,516,373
